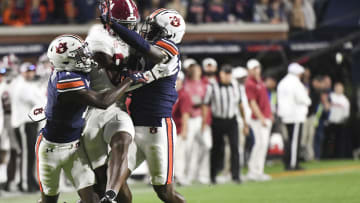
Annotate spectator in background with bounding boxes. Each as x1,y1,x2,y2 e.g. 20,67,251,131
2,0,31,26
11,63,44,192
30,0,55,24
172,71,192,185
232,67,251,167
182,58,197,75
288,0,316,31
277,63,311,171
324,82,350,158
268,0,287,24
202,57,218,83
0,66,8,186
230,0,254,22
166,0,187,20
183,63,210,184
205,0,230,22
301,75,322,161
289,0,306,31
264,76,277,114
187,0,205,24
142,0,165,21
245,59,273,181
254,0,270,23
315,75,331,159
202,65,242,184
74,0,97,24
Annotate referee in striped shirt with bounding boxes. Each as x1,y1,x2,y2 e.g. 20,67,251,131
201,65,247,184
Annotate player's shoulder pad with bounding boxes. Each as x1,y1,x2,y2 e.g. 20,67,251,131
153,39,179,57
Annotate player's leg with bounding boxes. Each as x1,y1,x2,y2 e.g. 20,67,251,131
106,131,132,192
77,185,99,203
101,110,135,201
36,134,62,203
115,170,132,203
63,140,98,203
39,193,59,203
142,118,186,203
153,184,186,203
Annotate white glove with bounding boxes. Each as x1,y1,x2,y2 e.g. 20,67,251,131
28,105,46,122
143,55,179,83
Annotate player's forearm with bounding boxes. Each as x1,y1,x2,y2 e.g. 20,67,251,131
201,104,209,128
249,100,264,120
98,78,132,109
109,21,165,64
181,113,190,138
239,103,247,126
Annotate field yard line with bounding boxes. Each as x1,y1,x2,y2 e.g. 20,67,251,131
271,164,360,178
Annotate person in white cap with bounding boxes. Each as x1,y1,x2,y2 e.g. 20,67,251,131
277,63,311,170
244,59,273,181
232,67,251,167
202,58,218,82
182,58,197,74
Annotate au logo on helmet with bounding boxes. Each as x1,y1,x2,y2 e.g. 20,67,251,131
56,42,68,54
170,16,181,27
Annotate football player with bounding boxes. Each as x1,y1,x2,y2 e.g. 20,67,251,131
36,34,146,203
82,1,180,203
101,3,186,203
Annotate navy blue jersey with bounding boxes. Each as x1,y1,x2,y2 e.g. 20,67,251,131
130,39,180,126
43,70,90,143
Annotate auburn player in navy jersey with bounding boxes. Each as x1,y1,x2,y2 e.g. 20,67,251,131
35,34,152,203
100,2,186,202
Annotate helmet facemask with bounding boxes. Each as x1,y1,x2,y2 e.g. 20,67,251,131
140,17,168,42
68,42,97,73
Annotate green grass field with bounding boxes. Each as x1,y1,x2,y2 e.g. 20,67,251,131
2,160,360,203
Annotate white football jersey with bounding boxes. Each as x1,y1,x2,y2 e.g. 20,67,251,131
85,24,130,92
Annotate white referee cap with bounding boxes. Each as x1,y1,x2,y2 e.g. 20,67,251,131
247,59,261,70
288,63,305,75
232,67,248,79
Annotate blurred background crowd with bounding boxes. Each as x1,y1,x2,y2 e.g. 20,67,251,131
0,0,317,31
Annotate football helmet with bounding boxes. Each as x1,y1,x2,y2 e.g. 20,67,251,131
47,34,96,73
141,9,186,44
109,0,139,30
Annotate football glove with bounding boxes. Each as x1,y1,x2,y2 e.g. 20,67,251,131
100,190,117,203
128,72,148,83
143,55,179,83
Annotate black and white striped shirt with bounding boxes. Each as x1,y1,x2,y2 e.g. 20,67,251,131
203,79,241,119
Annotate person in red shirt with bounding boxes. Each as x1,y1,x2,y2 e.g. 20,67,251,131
172,71,192,185
245,59,273,181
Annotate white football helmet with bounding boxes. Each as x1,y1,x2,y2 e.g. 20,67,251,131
47,34,96,73
141,9,186,44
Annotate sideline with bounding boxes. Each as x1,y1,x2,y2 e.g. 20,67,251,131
271,164,360,178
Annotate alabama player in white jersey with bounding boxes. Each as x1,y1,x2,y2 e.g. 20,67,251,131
82,0,180,202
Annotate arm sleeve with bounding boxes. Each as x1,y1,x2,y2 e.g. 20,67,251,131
295,83,311,106
245,83,257,102
86,26,114,56
203,84,213,105
110,20,151,54
56,73,87,93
